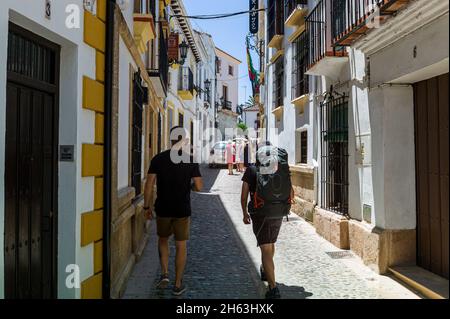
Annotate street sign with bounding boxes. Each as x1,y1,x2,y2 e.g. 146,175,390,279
249,0,258,34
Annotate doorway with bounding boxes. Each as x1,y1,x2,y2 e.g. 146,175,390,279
414,73,449,279
4,23,60,298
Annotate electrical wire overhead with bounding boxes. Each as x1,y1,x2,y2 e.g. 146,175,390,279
170,8,266,20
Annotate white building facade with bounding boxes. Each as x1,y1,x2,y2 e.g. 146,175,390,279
264,0,449,280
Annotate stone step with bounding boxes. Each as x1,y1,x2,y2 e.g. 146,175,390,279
389,266,449,299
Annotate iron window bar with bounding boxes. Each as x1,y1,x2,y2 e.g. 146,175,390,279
291,30,309,100
319,92,349,216
131,71,145,196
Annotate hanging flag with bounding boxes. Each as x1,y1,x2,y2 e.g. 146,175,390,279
246,36,260,96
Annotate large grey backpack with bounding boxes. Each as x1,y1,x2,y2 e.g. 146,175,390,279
253,146,292,219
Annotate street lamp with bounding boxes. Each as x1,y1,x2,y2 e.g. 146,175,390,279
169,40,189,66
178,40,189,65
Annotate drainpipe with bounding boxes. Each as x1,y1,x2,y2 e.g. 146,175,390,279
103,0,115,299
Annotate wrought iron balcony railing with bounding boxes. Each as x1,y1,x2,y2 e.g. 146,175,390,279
332,0,411,46
148,24,168,96
222,100,232,111
267,0,285,47
178,66,194,93
305,0,346,70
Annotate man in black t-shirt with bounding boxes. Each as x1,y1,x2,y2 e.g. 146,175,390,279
143,126,203,296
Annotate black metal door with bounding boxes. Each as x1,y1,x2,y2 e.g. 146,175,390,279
132,72,144,196
4,24,59,299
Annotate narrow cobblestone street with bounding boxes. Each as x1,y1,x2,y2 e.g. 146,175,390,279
123,167,420,299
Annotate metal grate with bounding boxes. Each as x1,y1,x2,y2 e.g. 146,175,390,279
273,57,284,109
7,28,57,84
326,251,355,259
320,94,349,215
132,71,145,196
291,30,309,100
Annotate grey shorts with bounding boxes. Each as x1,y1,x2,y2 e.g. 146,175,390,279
251,215,283,247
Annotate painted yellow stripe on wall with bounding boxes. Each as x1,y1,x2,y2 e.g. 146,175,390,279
95,113,105,144
96,51,105,82
94,241,103,274
83,76,105,113
81,273,103,299
81,210,103,247
97,0,107,22
82,144,104,177
84,11,106,52
94,177,104,210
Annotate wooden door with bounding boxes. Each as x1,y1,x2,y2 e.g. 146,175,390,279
414,73,449,279
4,23,59,298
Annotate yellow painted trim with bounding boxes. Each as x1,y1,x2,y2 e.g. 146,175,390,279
133,14,156,54
178,90,194,100
285,7,308,28
94,241,103,273
81,273,102,299
95,113,104,144
291,94,309,112
94,177,104,210
83,77,105,113
95,51,105,82
97,0,107,22
82,144,104,177
272,106,284,118
267,35,284,50
389,267,447,299
270,49,284,64
288,25,306,43
84,11,106,52
81,210,103,246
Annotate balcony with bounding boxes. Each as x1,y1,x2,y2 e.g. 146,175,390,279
148,24,169,98
267,0,285,50
285,0,308,28
332,0,412,47
133,13,156,54
291,30,309,110
222,100,232,111
178,66,194,100
305,0,348,80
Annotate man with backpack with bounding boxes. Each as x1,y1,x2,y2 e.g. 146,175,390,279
241,142,294,299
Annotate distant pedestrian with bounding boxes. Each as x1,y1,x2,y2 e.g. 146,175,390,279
143,126,204,296
236,140,245,173
241,142,294,299
225,140,234,175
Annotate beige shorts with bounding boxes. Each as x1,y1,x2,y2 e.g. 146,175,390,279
156,217,190,241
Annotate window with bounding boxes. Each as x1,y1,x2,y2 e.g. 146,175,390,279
292,31,309,100
267,0,284,42
131,72,145,196
178,112,184,128
300,131,307,164
222,85,228,100
228,65,234,76
320,95,349,215
273,57,284,109
133,0,156,16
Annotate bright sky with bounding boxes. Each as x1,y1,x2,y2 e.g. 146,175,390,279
183,0,259,106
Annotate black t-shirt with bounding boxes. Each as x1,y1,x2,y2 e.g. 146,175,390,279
148,150,201,218
242,165,257,212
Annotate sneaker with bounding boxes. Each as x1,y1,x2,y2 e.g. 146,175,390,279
260,265,267,282
156,274,170,289
172,283,187,296
265,286,281,299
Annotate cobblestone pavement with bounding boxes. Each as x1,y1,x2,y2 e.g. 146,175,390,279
123,166,420,299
